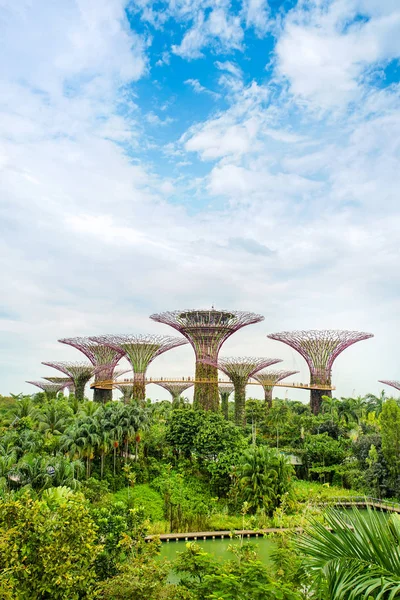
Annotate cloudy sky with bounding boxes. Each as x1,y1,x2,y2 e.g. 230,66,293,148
1,0,399,401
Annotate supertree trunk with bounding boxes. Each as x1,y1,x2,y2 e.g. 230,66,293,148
75,379,86,401
220,391,230,420
94,387,112,404
310,386,332,414
132,372,146,404
264,387,273,409
193,361,219,411
234,382,247,427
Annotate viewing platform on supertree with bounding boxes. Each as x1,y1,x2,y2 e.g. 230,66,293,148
202,357,282,426
59,337,125,404
150,308,264,412
89,334,188,403
379,380,400,392
155,381,194,407
252,370,299,408
41,362,95,401
267,330,374,415
26,380,66,397
218,383,234,420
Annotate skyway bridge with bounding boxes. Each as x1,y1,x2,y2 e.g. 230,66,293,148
91,378,335,391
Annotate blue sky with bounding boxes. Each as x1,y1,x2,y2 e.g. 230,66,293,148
1,0,400,400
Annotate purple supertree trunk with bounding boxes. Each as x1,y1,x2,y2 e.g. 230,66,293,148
203,357,282,425
267,330,373,414
150,309,264,412
59,337,125,403
253,370,299,408
89,334,188,404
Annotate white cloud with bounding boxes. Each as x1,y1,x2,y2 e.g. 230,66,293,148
215,60,243,78
275,1,400,108
184,78,221,98
242,0,270,35
172,6,243,59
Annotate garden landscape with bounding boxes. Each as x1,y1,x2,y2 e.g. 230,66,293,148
1,309,400,598
2,0,400,598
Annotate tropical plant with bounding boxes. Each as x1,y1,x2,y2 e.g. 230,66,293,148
298,507,400,599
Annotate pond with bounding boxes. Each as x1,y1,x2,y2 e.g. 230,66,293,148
159,534,276,566
159,508,390,568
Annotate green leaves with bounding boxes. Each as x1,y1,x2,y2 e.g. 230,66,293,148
298,507,400,599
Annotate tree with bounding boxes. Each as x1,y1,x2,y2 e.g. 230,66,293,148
236,446,293,514
0,492,100,599
380,399,400,494
298,507,400,599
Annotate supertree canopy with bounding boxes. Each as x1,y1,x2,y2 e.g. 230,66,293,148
155,381,194,407
41,362,95,401
252,370,299,408
89,334,188,403
58,337,125,403
218,383,235,420
150,309,264,411
204,357,282,426
43,376,74,392
267,330,374,414
26,380,66,396
379,380,400,392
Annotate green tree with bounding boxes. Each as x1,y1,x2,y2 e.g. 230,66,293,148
0,492,100,599
236,446,293,514
380,399,400,493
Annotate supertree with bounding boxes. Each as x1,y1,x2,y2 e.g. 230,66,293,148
155,381,194,407
218,383,234,420
252,370,299,408
41,362,95,401
203,357,282,426
43,376,74,393
379,380,400,392
58,337,125,403
115,384,135,404
26,380,66,398
150,309,264,411
89,335,188,403
267,330,374,414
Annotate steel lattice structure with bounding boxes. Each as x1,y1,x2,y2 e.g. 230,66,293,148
115,384,135,404
379,380,400,392
43,376,74,393
59,337,125,403
218,383,235,420
155,381,194,407
267,330,374,414
89,334,188,403
150,308,264,412
252,370,299,408
203,357,282,425
26,380,66,396
42,362,95,401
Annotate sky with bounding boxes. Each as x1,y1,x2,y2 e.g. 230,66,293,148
1,0,400,402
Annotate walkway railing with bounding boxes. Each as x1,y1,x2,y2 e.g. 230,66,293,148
314,496,400,513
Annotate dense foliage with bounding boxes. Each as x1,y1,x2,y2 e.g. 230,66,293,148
0,387,399,598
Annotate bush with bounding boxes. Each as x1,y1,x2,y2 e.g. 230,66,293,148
113,484,164,522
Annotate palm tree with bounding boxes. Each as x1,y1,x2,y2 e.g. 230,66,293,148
237,446,278,513
37,402,72,436
297,507,400,599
